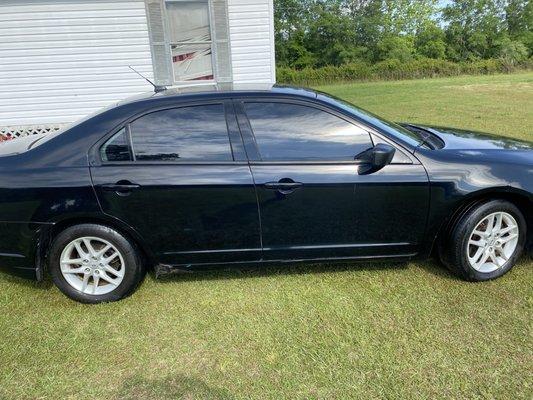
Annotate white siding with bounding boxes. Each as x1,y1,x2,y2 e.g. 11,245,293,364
0,0,153,127
0,0,276,129
227,0,275,86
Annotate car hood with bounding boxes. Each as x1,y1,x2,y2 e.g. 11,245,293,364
414,125,533,151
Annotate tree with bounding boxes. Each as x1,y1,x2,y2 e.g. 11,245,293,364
274,0,311,66
303,2,364,66
376,35,416,62
380,0,439,36
415,22,447,59
442,0,507,60
273,0,533,69
505,0,533,55
496,35,529,64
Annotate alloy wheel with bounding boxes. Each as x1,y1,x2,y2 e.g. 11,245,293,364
467,211,519,273
59,236,125,295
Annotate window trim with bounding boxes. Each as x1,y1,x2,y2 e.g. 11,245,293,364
93,100,242,166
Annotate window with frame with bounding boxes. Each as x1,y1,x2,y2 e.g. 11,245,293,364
165,0,214,82
100,104,233,163
244,102,374,161
128,104,232,162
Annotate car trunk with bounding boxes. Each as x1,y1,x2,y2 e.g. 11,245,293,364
0,134,47,156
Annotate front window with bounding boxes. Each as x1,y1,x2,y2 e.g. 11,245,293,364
165,0,214,82
318,92,426,148
245,102,374,161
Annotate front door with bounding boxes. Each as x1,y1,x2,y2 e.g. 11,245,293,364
90,101,261,265
236,99,429,261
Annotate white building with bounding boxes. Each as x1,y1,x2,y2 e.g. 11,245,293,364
0,0,276,137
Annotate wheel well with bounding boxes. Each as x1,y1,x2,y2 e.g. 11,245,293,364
435,191,533,254
38,217,155,275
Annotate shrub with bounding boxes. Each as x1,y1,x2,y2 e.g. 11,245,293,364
276,58,533,86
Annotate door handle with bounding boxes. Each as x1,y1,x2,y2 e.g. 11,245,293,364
264,179,303,195
101,181,140,195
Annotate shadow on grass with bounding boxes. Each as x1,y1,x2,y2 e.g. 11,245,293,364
116,373,234,400
154,257,462,284
0,256,469,291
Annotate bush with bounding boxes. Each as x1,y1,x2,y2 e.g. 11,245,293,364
276,58,533,86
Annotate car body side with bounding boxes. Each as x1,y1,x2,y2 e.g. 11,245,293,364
0,88,531,280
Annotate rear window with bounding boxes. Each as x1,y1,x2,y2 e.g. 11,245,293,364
129,104,232,162
100,128,132,162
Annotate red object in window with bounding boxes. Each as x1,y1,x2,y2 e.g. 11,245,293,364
191,75,214,81
173,52,196,63
0,134,12,142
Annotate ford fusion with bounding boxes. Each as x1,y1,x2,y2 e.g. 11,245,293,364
0,86,531,303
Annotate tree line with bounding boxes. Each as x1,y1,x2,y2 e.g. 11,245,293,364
275,0,532,69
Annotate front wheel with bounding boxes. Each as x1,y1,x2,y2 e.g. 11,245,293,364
49,224,145,303
441,200,527,281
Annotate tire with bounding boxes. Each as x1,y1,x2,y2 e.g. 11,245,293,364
441,199,527,281
48,224,145,303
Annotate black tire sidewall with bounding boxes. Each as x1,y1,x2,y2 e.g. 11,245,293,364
49,224,143,303
453,200,526,281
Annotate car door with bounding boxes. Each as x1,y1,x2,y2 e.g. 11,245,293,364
90,100,261,265
235,99,429,261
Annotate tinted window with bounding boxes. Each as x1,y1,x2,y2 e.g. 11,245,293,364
101,128,132,162
245,102,373,161
130,104,232,161
317,92,425,147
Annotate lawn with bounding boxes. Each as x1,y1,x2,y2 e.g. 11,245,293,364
318,72,533,141
1,73,532,400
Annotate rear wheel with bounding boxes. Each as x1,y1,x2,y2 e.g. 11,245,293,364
441,200,526,281
49,224,145,303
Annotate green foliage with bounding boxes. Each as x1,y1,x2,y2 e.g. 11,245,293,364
416,22,447,59
277,57,533,85
274,0,533,71
376,35,416,62
497,36,529,65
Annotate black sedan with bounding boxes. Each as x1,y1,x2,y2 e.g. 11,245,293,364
0,85,531,303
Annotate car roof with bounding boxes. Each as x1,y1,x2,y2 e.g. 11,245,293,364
117,83,319,107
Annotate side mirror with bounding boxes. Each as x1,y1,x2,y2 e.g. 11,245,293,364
356,143,396,175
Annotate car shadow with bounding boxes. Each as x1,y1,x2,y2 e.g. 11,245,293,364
153,258,461,284
0,256,491,290
116,373,234,400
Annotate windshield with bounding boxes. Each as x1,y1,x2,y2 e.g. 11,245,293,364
316,92,426,148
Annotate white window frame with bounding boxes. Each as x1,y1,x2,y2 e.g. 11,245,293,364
164,0,217,85
145,0,232,87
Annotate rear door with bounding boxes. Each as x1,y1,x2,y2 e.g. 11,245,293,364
90,100,261,265
236,99,429,261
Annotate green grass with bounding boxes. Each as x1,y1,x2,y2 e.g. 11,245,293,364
1,73,532,400
317,72,533,141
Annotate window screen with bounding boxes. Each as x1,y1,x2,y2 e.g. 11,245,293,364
129,104,232,162
245,102,373,161
100,128,132,162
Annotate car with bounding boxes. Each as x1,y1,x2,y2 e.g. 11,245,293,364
0,85,531,303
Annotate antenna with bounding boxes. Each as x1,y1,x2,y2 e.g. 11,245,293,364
128,65,166,93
